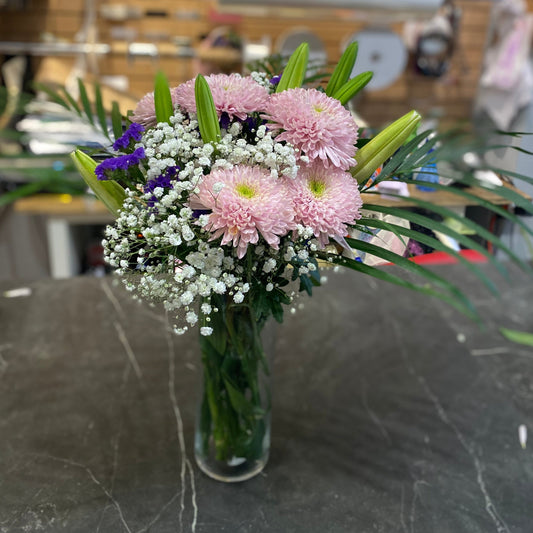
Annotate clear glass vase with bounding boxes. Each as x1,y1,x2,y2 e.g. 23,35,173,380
194,294,272,482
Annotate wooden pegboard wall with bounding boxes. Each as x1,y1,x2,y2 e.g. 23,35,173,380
0,0,524,126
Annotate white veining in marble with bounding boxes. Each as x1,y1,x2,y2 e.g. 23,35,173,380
100,278,127,321
361,379,391,443
114,321,144,383
392,320,512,533
39,455,134,533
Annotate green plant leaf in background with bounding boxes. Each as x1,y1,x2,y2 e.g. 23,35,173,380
355,216,499,296
346,236,473,311
276,43,309,93
70,149,126,217
500,328,533,346
352,110,421,183
319,251,478,320
325,41,358,97
195,74,221,144
111,101,123,141
32,82,70,110
77,78,95,126
94,82,110,140
154,71,173,125
61,87,82,116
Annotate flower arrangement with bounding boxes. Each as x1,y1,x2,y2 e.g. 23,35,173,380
67,42,533,481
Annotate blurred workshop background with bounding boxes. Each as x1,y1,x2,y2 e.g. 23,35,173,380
1,0,533,280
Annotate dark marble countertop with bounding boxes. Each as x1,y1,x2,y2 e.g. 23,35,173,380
1,263,533,533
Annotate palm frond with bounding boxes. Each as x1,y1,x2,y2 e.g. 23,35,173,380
318,252,478,320
362,202,509,277
354,216,499,296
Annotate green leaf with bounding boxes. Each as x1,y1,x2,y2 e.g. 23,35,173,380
332,71,373,105
321,252,478,319
33,82,70,109
363,195,533,278
364,129,432,188
352,110,421,184
70,149,126,217
299,274,313,296
362,202,508,278
402,175,533,234
94,82,110,140
346,236,473,310
500,327,533,346
111,101,123,141
154,70,173,125
419,194,530,274
77,78,95,125
61,87,82,116
325,41,358,97
222,371,254,417
195,74,221,143
356,217,498,296
276,43,309,93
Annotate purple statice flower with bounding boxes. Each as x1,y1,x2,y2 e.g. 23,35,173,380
144,166,178,207
112,123,145,151
95,147,146,180
219,113,231,131
270,75,281,86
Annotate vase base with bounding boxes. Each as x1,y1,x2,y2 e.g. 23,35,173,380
195,453,268,483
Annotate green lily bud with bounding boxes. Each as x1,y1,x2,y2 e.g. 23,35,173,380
154,71,173,125
333,71,373,105
70,149,126,217
326,42,358,98
276,43,309,93
195,74,221,144
351,110,421,184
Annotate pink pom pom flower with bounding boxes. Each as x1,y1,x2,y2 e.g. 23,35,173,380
173,74,269,121
264,88,359,171
130,91,180,128
288,163,363,247
194,165,295,259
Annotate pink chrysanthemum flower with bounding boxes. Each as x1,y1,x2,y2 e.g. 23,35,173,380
288,163,363,247
131,90,180,128
173,74,269,120
194,165,295,258
264,88,358,170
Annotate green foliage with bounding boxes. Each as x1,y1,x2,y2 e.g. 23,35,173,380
352,111,421,183
356,216,498,296
195,74,221,144
77,78,95,127
276,42,309,93
333,71,373,105
500,328,533,346
33,78,126,143
198,295,269,462
319,251,478,320
111,101,123,140
325,41,358,97
70,149,126,217
94,82,108,138
154,71,173,125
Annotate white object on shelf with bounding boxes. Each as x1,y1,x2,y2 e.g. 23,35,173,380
343,29,408,91
46,218,80,279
